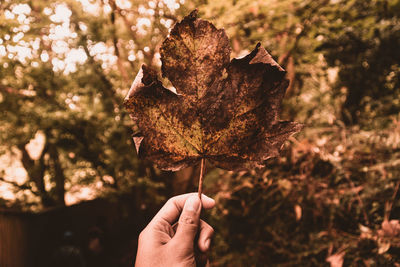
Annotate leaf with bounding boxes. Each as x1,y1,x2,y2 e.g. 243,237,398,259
124,10,302,171
378,241,391,254
326,251,346,267
379,219,400,237
294,204,302,221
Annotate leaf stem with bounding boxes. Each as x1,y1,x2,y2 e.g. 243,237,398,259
198,158,206,199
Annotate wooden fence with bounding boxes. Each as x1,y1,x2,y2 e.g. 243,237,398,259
0,195,153,267
0,211,31,267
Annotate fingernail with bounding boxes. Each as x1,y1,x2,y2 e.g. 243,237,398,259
204,238,210,250
185,195,201,212
201,194,214,202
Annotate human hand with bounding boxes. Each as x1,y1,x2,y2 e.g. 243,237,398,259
135,193,216,267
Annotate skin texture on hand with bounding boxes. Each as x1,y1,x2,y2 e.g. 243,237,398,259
135,193,216,267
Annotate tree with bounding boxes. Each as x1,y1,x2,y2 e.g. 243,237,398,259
317,0,400,125
0,0,192,208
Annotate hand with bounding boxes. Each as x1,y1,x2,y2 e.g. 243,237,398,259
135,193,216,267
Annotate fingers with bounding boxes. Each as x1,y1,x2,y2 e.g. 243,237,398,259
173,195,202,244
197,220,214,252
152,193,215,225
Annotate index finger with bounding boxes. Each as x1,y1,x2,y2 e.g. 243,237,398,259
151,193,215,225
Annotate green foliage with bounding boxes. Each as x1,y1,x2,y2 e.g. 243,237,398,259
0,0,183,207
316,0,400,125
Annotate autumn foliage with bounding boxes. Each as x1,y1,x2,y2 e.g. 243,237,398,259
124,10,301,172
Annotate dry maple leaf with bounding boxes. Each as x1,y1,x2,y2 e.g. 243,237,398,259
124,10,303,194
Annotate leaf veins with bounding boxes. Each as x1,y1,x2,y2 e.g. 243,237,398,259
124,10,303,171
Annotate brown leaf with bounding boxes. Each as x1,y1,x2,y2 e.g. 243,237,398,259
294,204,302,221
124,10,303,171
326,250,346,267
378,219,400,238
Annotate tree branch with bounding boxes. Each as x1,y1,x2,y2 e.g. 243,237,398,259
48,144,66,206
109,0,130,82
17,137,55,207
0,176,34,192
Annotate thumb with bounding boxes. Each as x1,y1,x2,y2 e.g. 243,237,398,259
173,195,202,246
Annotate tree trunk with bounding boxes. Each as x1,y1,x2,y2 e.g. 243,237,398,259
18,142,55,207
48,144,66,206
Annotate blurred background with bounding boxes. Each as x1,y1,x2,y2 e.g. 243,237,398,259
1,0,400,266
